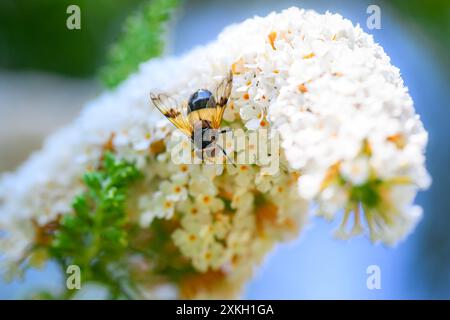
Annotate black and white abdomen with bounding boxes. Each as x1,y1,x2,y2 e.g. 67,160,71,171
192,126,218,150
188,89,218,151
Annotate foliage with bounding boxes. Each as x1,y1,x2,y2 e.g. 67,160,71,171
100,0,181,88
386,0,450,79
49,153,142,297
0,0,147,76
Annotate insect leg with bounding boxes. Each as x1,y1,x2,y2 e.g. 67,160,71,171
219,128,232,134
216,143,236,168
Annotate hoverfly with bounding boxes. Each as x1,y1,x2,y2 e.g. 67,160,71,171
150,71,234,165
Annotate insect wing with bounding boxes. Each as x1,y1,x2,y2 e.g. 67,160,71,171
212,71,233,128
150,93,193,137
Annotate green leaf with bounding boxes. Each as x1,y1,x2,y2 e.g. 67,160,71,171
72,194,89,218
49,153,142,286
100,0,181,88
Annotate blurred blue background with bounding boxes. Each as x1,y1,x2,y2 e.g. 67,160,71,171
0,0,449,299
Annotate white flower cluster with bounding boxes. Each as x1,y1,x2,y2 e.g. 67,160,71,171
0,7,429,297
225,8,430,245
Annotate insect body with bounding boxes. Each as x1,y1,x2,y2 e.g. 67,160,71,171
150,72,233,164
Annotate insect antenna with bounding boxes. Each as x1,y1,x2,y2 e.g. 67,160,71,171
216,144,236,168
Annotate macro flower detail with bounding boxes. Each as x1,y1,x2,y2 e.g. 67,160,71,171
0,7,429,298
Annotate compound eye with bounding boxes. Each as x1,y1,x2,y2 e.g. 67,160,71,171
188,89,215,112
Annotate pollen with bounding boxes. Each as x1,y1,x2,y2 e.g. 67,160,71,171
320,162,341,191
362,139,372,156
268,31,277,50
303,52,315,59
243,93,250,100
298,83,308,93
290,171,301,182
164,200,174,209
202,195,211,204
231,58,245,74
387,133,406,149
150,139,166,154
218,188,233,201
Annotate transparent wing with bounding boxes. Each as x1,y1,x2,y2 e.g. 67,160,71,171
212,71,233,128
150,92,193,137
